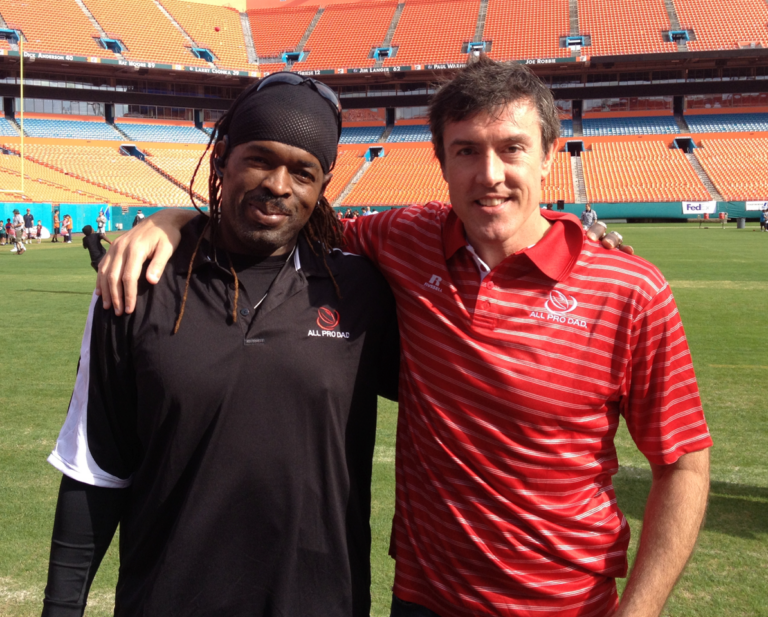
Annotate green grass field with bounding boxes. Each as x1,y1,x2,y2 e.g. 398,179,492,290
1,223,766,616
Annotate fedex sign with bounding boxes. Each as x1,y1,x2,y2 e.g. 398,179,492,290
682,201,717,215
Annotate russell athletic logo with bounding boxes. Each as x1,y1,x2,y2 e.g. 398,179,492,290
530,290,587,329
308,307,350,339
423,274,443,293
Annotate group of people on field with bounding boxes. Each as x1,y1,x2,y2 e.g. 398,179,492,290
2,208,43,254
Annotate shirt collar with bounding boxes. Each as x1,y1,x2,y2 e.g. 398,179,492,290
443,207,584,282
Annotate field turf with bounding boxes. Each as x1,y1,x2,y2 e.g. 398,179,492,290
1,223,766,616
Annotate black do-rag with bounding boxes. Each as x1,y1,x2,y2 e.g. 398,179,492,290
226,83,339,174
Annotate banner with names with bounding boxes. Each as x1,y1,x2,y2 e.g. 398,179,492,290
745,200,768,211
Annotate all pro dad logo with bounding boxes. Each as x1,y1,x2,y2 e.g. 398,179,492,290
308,307,350,339
530,291,587,329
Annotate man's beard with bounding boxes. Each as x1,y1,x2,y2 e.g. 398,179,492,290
222,190,304,255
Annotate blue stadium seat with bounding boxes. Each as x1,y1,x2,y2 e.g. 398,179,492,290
339,126,384,144
684,113,768,133
387,125,432,143
582,116,679,137
21,118,122,140
115,123,210,144
560,120,573,138
0,117,19,137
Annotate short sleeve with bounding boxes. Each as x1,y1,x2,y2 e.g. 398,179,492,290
621,283,713,466
48,293,141,488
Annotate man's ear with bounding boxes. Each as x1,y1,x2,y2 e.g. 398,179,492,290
320,172,333,201
540,142,557,180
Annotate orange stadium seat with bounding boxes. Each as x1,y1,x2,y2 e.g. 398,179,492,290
292,2,397,71
486,0,571,62
325,149,366,204
16,144,195,206
579,0,677,56
542,151,575,204
0,147,138,204
143,148,210,203
159,0,255,72
581,141,710,202
694,138,768,201
384,0,480,67
82,0,209,67
247,5,317,62
0,0,115,58
343,147,449,206
673,0,768,51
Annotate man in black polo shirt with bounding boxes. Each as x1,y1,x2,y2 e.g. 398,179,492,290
43,75,399,617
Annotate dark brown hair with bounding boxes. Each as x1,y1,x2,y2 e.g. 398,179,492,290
174,81,344,334
428,54,561,167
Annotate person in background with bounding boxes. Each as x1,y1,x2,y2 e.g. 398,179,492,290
96,211,112,246
132,209,145,228
24,208,35,243
62,215,73,243
52,210,61,243
36,220,43,244
12,209,26,249
8,219,24,255
81,225,109,271
0,219,6,245
760,207,767,232
580,203,597,230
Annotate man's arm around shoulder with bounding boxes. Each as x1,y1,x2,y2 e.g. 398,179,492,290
616,448,710,617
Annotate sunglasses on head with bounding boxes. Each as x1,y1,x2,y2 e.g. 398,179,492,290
257,72,342,138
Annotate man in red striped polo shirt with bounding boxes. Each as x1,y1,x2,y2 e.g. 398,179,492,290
99,57,711,617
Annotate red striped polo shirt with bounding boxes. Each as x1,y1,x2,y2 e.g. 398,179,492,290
344,204,712,617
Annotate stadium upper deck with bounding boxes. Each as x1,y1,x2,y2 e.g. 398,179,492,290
1,0,766,77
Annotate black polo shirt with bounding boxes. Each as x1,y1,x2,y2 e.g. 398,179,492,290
48,215,399,617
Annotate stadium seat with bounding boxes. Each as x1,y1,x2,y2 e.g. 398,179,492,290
325,149,366,203
343,147,448,206
21,118,122,141
13,144,195,205
0,146,142,204
581,141,710,202
115,123,209,144
0,117,20,137
159,0,256,72
582,116,680,136
292,2,397,71
339,127,385,145
673,0,768,51
143,148,210,202
0,0,116,59
247,5,317,61
383,0,480,67
542,151,575,204
560,120,574,138
684,113,768,133
694,138,768,200
486,0,572,61
579,0,677,56
82,0,210,67
387,125,432,143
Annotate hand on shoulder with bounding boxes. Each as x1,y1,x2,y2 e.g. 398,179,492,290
97,208,198,315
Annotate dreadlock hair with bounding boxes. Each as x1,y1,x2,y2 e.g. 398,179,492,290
174,80,345,334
